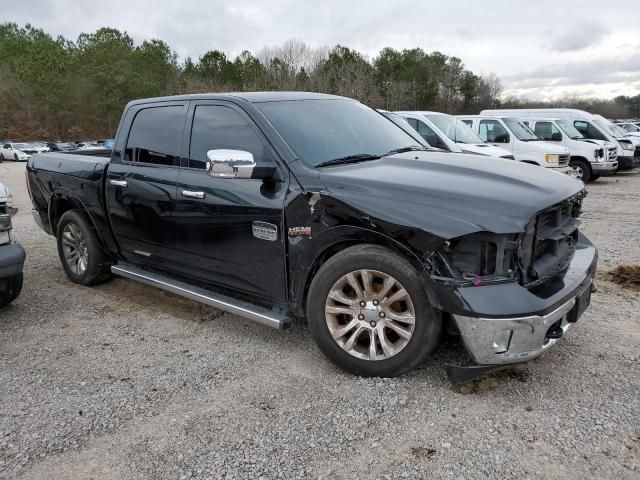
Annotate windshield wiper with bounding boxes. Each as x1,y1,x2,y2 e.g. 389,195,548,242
383,146,433,155
315,153,381,168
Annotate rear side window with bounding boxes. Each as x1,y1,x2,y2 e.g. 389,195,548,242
574,121,607,141
479,120,509,143
125,106,184,166
188,105,267,170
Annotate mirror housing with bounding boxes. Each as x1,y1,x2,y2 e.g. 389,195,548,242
207,149,256,179
551,132,562,141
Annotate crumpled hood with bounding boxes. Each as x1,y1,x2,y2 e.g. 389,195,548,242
318,152,584,239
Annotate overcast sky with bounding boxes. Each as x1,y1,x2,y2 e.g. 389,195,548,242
6,0,640,100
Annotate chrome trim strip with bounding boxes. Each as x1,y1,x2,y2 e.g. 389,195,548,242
111,264,291,330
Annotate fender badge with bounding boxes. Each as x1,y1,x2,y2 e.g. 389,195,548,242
252,221,278,241
288,226,311,237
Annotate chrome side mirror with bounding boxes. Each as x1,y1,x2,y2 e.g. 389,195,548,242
206,149,255,179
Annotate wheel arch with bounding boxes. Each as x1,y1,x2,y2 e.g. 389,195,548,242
288,226,429,317
49,191,111,254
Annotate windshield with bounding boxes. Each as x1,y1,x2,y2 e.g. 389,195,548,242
425,115,482,143
503,118,540,141
594,118,625,137
556,120,584,139
256,99,421,167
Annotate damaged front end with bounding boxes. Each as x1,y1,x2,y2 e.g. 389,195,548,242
432,190,586,290
427,190,597,382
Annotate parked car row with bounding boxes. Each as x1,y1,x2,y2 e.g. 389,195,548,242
23,92,598,383
0,139,115,162
388,108,640,183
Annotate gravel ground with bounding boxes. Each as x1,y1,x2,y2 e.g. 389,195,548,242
1,161,639,480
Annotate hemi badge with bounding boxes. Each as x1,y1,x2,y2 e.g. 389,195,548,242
252,221,278,241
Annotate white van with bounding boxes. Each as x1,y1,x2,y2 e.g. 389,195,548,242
481,108,640,169
519,118,617,182
457,115,574,176
395,111,515,159
614,122,640,138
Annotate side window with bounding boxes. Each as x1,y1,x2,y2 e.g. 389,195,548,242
460,120,473,127
479,120,509,143
405,118,419,130
413,120,439,146
3,144,10,149
574,121,606,141
125,106,184,166
534,121,561,141
189,105,268,170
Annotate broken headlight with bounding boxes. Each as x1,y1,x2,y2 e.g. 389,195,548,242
432,233,519,285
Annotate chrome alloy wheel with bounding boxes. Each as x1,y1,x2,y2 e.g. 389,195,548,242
572,164,584,180
61,223,89,275
325,269,416,361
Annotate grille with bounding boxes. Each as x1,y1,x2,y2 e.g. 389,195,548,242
608,147,617,161
558,154,570,167
521,192,584,287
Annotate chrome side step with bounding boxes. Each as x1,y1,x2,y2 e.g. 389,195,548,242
111,264,291,330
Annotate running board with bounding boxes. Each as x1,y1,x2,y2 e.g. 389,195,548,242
111,264,291,330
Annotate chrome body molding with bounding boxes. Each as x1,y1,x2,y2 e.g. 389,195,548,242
452,286,589,365
111,264,291,330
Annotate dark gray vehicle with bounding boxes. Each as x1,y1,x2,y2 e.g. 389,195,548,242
0,182,24,308
27,92,597,380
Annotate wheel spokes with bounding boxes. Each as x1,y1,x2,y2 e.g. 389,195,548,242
325,269,416,361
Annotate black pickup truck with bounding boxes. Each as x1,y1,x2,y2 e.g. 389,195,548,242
26,92,597,381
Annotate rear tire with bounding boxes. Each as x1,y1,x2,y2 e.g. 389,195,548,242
307,245,441,377
56,209,112,286
570,159,591,182
0,273,23,308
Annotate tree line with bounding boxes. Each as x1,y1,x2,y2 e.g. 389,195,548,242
0,22,637,141
0,23,504,140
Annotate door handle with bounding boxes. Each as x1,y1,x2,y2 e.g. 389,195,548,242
181,190,205,199
110,179,128,188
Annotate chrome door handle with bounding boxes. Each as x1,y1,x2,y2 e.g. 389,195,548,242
181,190,205,199
110,179,127,188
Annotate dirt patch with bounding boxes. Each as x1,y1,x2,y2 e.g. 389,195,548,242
606,264,640,291
451,365,530,394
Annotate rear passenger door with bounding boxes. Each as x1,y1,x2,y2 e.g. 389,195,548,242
173,101,289,302
105,102,187,271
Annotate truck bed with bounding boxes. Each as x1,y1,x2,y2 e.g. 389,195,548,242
30,152,110,180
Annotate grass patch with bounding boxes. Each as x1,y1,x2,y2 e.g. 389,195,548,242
606,264,640,291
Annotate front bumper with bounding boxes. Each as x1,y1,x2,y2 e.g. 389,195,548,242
434,233,597,367
550,165,576,177
453,281,592,365
617,155,640,169
0,241,26,278
591,161,618,175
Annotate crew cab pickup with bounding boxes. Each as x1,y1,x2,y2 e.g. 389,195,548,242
27,92,597,381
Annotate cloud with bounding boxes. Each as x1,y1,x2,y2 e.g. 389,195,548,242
546,22,610,52
2,0,640,99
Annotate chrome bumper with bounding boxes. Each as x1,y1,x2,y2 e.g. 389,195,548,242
592,161,618,174
452,284,591,365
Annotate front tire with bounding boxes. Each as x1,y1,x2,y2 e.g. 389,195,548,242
56,210,112,286
307,245,441,377
570,158,592,182
0,273,23,308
